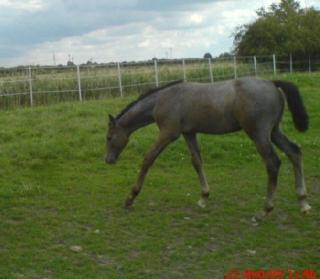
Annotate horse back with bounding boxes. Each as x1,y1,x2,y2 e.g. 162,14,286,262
153,79,284,135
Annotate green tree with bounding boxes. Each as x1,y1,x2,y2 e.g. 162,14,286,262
217,52,233,58
233,0,320,56
203,52,213,59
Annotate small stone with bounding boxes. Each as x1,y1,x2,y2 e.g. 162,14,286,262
251,216,257,222
70,245,83,252
148,201,156,207
184,216,191,220
94,229,100,234
246,249,256,256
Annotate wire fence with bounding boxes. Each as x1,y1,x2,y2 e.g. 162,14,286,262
0,54,320,110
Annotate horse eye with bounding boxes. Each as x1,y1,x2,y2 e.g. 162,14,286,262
107,136,112,141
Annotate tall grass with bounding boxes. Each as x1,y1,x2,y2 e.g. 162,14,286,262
0,57,271,110
1,55,319,110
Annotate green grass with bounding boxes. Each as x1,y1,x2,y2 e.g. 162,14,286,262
0,73,319,278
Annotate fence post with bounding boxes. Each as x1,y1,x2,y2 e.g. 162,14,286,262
253,56,257,76
154,59,159,87
273,54,277,75
28,66,33,107
76,65,82,102
233,56,237,79
182,59,187,81
289,54,293,74
208,58,214,83
117,62,123,97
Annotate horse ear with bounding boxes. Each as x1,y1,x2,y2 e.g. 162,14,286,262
109,114,116,126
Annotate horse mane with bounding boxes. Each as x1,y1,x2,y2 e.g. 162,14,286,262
116,80,183,120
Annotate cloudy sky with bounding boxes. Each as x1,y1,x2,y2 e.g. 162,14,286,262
0,0,319,66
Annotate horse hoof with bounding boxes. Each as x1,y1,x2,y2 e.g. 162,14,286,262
252,210,268,223
197,199,206,209
301,203,312,214
124,198,134,209
251,216,261,227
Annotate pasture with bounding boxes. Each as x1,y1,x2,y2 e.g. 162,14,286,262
0,73,319,278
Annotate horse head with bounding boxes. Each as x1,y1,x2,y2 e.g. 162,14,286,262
105,114,129,164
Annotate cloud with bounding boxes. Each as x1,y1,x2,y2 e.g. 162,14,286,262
0,0,44,11
0,0,318,66
0,0,225,63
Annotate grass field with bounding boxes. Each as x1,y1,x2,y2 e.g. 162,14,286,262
0,73,319,278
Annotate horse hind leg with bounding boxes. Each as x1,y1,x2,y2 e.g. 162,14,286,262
251,136,281,222
183,133,210,208
271,128,311,214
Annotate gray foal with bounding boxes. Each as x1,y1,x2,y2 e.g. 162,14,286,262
105,78,311,219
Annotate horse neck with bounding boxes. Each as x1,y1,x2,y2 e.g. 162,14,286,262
117,94,157,135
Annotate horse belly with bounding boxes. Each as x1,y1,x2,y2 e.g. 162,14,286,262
181,111,241,134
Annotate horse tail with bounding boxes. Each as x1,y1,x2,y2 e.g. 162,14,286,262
273,80,309,132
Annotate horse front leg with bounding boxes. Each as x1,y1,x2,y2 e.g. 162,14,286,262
125,131,179,208
183,133,210,208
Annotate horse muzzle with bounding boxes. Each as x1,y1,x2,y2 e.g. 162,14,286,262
105,154,117,164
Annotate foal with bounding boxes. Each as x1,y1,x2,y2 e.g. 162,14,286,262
105,78,311,219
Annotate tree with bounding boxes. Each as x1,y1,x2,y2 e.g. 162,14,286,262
203,52,213,59
217,52,233,59
233,0,320,56
67,60,75,67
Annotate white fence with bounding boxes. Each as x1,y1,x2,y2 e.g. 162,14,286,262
0,54,319,109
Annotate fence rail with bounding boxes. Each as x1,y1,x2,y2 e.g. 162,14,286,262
0,54,320,110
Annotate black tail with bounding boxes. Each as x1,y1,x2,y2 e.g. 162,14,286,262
273,80,309,132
